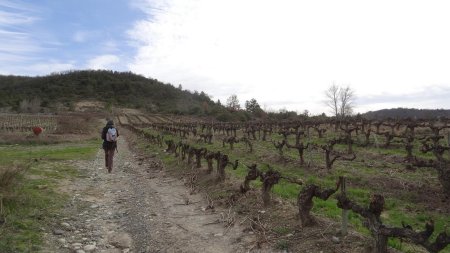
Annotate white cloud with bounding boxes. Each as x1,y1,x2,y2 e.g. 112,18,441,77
0,1,41,56
0,0,37,12
0,10,37,25
128,0,450,114
0,0,39,26
0,2,49,75
0,29,40,53
87,54,120,70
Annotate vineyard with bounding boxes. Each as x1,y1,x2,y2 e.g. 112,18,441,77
0,113,99,144
0,112,198,135
0,113,58,133
124,116,449,253
114,113,206,126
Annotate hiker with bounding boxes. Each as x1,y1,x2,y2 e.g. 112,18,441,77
101,120,119,173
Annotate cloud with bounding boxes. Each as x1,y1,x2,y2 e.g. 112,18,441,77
128,0,450,114
127,0,276,97
87,54,120,70
0,1,135,76
0,0,37,12
0,2,48,74
0,10,38,25
129,0,168,15
0,1,40,55
358,86,449,105
355,85,450,112
0,29,41,54
1,0,449,115
0,1,40,29
0,29,74,75
0,2,44,63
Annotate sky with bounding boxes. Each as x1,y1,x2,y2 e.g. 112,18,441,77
1,0,450,115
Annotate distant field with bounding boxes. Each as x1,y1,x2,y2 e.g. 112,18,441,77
0,113,58,133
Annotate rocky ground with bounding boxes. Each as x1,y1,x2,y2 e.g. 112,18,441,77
43,135,257,253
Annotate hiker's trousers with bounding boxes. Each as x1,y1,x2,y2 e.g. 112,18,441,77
104,148,115,172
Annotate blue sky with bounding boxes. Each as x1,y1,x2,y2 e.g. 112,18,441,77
1,0,450,114
0,0,143,74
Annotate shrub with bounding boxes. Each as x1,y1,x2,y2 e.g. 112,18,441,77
0,165,26,215
0,165,25,190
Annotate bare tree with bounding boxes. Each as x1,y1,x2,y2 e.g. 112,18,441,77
19,99,30,113
226,94,240,111
325,83,355,118
19,98,41,113
339,86,355,117
325,83,340,117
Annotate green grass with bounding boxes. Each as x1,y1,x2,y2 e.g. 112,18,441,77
0,139,99,165
0,140,98,252
275,239,289,250
272,182,301,200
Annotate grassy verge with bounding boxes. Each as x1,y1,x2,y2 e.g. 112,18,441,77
0,139,98,252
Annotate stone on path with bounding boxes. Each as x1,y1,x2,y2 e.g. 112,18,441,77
108,233,133,249
53,229,64,235
83,244,96,252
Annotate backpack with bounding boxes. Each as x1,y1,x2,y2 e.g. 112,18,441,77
106,127,117,142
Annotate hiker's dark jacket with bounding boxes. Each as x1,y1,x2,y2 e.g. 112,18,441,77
101,126,119,150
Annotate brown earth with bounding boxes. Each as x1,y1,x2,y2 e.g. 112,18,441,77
43,130,255,253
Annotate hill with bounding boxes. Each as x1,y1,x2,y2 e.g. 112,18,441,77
0,70,237,120
363,108,450,120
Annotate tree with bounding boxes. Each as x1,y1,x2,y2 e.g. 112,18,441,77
201,101,209,113
18,99,29,113
325,83,340,117
339,86,354,117
226,94,240,111
325,83,355,118
301,109,310,117
245,98,262,114
19,98,41,113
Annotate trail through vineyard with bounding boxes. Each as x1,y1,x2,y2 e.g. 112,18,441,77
43,130,254,253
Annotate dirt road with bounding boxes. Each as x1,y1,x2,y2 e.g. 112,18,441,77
44,134,255,253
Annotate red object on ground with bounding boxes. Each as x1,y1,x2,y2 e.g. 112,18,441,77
32,127,43,136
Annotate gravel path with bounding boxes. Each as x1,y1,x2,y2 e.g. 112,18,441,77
43,134,254,253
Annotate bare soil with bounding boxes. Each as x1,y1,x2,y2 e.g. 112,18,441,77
43,132,255,253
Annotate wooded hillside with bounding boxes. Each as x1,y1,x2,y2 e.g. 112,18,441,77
363,108,450,120
0,70,231,118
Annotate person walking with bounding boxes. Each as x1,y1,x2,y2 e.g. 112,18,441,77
101,120,119,173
